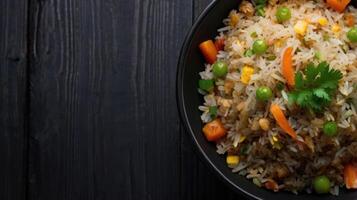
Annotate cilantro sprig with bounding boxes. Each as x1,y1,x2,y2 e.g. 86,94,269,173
288,62,343,112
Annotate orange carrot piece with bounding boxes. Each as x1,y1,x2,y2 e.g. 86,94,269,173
264,179,279,192
327,0,351,13
199,40,218,64
214,38,225,52
282,47,295,87
270,104,297,139
345,13,355,27
202,119,227,142
344,163,357,189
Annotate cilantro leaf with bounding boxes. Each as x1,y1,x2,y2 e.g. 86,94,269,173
288,62,342,112
313,88,330,101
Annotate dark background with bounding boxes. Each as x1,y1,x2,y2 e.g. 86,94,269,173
0,0,247,199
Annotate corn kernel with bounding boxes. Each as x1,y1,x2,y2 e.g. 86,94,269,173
226,155,240,167
272,135,279,142
294,20,308,36
318,17,328,26
241,66,255,84
239,135,247,143
230,12,239,27
332,24,341,33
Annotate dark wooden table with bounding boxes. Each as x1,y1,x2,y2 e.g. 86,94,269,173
0,0,246,199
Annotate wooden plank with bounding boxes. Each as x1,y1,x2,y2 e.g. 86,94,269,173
0,0,28,200
28,0,192,199
179,0,246,199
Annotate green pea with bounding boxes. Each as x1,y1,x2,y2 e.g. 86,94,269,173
313,176,331,194
212,61,228,78
256,86,273,101
198,79,214,92
276,7,291,23
347,27,357,42
323,122,338,137
252,39,268,55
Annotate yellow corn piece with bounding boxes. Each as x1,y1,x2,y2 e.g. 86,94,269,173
294,20,308,36
230,12,239,27
332,24,341,33
318,17,328,26
272,135,278,142
241,66,254,84
226,155,240,167
275,40,283,48
239,135,247,143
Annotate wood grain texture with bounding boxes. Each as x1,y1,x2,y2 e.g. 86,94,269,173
0,0,28,200
27,0,249,199
28,0,192,199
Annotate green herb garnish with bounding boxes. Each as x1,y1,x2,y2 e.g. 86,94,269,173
256,5,265,17
288,62,343,112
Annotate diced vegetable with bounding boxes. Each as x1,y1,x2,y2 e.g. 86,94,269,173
267,55,277,61
252,39,268,55
241,66,255,84
240,144,250,155
256,5,265,17
344,163,357,189
199,40,218,64
209,106,218,119
202,119,227,142
256,86,273,101
332,24,341,33
314,51,322,60
199,79,214,92
264,179,279,192
276,7,291,23
250,32,258,38
313,176,331,194
347,27,357,42
212,61,228,78
270,104,297,139
323,121,338,137
323,33,330,41
276,82,285,91
345,13,355,27
244,49,254,57
294,20,308,36
318,17,328,26
229,12,239,27
226,155,240,168
214,38,225,51
254,0,266,5
326,0,351,13
253,178,262,187
282,47,295,87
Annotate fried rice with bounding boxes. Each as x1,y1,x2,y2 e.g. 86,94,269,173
198,0,357,195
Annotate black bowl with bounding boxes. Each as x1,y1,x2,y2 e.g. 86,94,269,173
176,0,357,199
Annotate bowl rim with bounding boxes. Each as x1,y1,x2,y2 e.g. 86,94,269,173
176,1,260,199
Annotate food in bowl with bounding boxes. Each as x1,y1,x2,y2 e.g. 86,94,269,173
197,0,357,195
